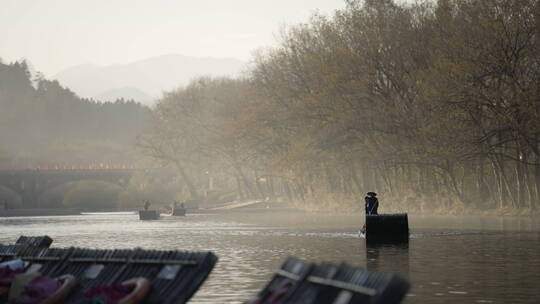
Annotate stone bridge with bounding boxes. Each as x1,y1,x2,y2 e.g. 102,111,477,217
0,168,175,207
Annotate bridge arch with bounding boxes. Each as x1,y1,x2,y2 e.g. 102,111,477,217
61,180,125,209
0,184,22,208
0,169,134,208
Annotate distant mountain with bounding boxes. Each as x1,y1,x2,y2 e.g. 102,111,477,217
52,54,246,106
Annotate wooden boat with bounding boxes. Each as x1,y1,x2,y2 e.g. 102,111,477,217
363,213,409,244
138,210,159,220
172,208,186,216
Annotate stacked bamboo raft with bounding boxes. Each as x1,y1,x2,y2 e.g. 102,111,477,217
247,256,410,304
2,236,411,303
0,236,217,304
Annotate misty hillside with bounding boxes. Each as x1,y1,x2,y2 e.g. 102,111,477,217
52,54,246,105
0,61,152,168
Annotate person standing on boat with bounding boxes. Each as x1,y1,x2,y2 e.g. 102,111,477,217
365,192,379,215
143,200,151,211
360,192,379,235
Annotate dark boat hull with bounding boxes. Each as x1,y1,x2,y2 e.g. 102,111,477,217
365,213,409,244
172,208,186,216
139,210,159,220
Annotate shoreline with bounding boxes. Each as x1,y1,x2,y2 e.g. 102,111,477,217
1,203,538,218
0,208,82,217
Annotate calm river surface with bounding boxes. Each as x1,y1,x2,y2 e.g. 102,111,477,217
1,211,539,303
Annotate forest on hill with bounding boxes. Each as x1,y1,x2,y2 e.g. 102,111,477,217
143,0,540,214
0,60,151,168
0,60,168,209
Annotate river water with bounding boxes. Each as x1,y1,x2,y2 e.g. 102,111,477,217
1,211,539,303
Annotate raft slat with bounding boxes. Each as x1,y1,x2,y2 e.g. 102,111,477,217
19,256,62,261
306,276,377,296
67,257,198,265
275,269,301,281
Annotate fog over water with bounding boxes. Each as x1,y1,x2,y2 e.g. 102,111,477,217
1,212,539,303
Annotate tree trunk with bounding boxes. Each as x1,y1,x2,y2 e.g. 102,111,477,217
283,181,293,201
490,158,505,209
267,175,276,199
174,161,200,200
235,174,245,200
254,171,266,200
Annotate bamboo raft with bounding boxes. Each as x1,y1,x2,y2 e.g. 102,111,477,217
0,236,217,304
246,256,410,304
2,236,411,303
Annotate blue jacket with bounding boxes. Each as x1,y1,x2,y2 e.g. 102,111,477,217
365,196,379,215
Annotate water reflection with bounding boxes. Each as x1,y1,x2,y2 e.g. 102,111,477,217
365,243,409,280
1,213,539,303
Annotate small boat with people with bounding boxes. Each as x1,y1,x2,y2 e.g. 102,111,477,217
138,210,159,220
138,200,160,220
170,201,186,216
359,192,409,244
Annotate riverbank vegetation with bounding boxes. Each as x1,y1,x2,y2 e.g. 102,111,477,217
144,0,540,215
1,0,538,215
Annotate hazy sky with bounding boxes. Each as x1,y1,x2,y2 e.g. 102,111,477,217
1,0,346,76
